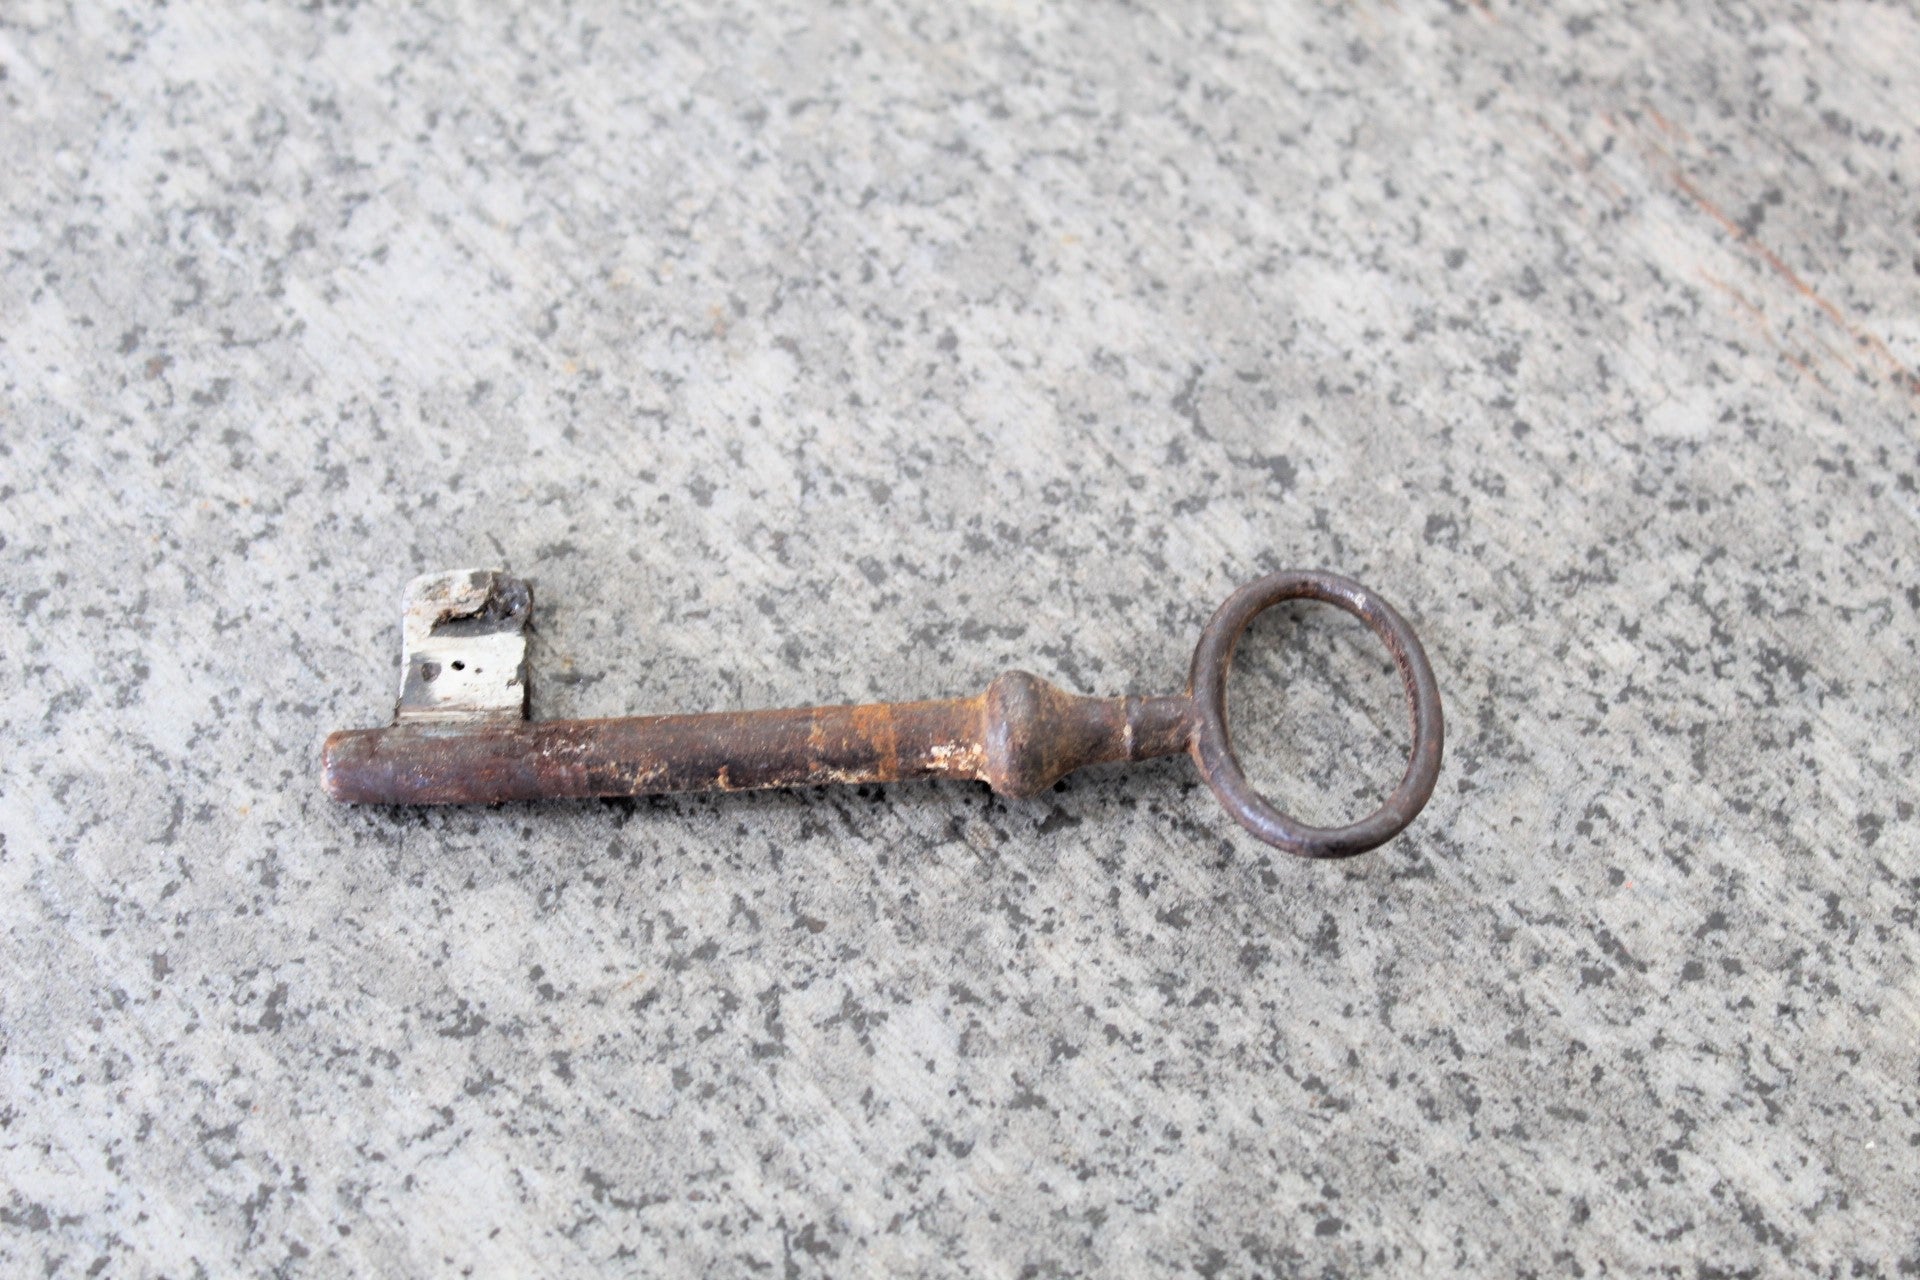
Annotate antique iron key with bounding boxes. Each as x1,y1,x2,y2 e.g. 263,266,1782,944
322,568,1443,858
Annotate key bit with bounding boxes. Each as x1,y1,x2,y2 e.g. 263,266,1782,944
322,568,1443,858
394,569,532,724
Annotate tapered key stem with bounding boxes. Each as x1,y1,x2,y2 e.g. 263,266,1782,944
322,672,1196,806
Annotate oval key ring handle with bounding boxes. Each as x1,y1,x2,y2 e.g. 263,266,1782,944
1188,570,1444,858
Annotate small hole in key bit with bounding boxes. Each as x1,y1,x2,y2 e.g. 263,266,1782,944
1225,602,1410,828
451,661,466,671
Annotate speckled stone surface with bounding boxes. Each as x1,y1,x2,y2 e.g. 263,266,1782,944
4,3,1918,1275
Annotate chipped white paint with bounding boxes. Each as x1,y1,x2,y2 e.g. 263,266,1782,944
395,569,531,723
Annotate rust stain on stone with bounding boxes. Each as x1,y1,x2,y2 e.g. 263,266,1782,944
1667,167,1916,398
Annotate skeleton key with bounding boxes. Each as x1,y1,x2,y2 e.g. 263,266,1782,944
322,568,1443,858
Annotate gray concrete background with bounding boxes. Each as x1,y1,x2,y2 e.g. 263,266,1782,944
3,2,1917,1275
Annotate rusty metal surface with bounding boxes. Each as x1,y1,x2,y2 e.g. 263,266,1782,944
323,680,1194,805
1187,570,1445,859
323,569,1440,856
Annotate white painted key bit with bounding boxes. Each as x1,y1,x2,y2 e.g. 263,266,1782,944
394,569,532,724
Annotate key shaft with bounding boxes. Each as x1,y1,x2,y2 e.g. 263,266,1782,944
322,673,1195,806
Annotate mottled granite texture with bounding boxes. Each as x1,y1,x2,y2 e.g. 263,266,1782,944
3,2,1918,1275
